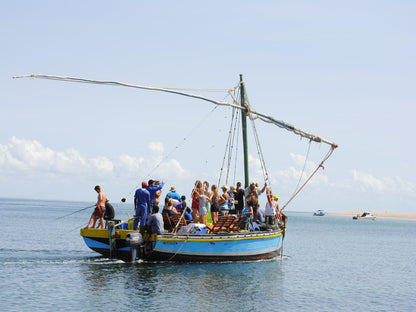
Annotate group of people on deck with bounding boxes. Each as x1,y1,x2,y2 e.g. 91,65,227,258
133,178,284,234
85,180,283,234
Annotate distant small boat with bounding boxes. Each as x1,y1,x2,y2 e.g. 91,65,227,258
313,210,325,216
353,212,376,220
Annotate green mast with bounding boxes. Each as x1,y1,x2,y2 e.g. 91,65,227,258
240,74,249,188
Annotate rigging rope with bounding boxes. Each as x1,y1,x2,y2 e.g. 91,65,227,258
123,104,220,201
250,117,270,186
281,145,336,210
290,139,312,199
218,106,239,186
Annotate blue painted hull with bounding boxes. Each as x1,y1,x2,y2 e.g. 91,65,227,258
80,228,284,262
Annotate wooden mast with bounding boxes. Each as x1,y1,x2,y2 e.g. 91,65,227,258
240,74,250,188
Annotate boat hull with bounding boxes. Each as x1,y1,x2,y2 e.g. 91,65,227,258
352,216,376,220
80,228,284,262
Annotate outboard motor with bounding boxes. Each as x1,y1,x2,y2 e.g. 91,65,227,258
125,232,143,262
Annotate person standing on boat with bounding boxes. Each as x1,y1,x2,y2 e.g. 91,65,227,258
191,180,203,222
218,185,230,216
245,182,266,222
153,180,163,208
265,189,277,225
235,182,245,217
228,186,236,214
134,181,151,231
85,185,107,229
147,179,165,210
244,182,267,205
198,192,208,225
208,184,220,225
203,181,212,224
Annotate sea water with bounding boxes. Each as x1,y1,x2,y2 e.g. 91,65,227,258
0,198,415,312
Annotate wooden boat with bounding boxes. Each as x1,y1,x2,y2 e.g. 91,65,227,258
80,220,285,262
16,74,337,262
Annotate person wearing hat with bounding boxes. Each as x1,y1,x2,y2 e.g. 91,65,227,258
166,186,181,202
134,181,151,231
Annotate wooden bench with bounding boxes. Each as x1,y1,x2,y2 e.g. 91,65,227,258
208,215,237,234
171,213,187,231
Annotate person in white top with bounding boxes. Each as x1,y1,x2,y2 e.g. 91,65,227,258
265,189,279,225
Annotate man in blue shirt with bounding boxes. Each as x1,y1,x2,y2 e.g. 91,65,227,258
166,186,181,202
147,179,165,208
134,181,151,231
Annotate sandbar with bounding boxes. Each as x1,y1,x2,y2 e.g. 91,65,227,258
332,211,416,219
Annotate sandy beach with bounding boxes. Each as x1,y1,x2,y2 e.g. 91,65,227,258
332,212,416,219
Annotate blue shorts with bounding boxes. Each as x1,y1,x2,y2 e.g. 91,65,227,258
220,203,229,212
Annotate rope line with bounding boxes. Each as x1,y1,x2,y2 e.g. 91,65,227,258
290,140,312,199
218,107,239,186
281,145,336,210
250,118,270,186
123,104,220,201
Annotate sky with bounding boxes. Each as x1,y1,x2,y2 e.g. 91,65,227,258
1,1,415,213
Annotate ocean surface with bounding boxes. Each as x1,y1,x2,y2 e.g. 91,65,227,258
1,198,415,312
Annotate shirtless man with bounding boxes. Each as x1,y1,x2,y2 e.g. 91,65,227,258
86,185,107,229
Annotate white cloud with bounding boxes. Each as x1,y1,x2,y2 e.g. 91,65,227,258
148,142,164,154
351,169,416,196
154,158,188,178
91,157,114,173
117,154,144,173
276,153,329,187
0,137,189,182
0,137,89,174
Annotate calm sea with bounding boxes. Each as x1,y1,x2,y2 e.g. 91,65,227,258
1,198,415,312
